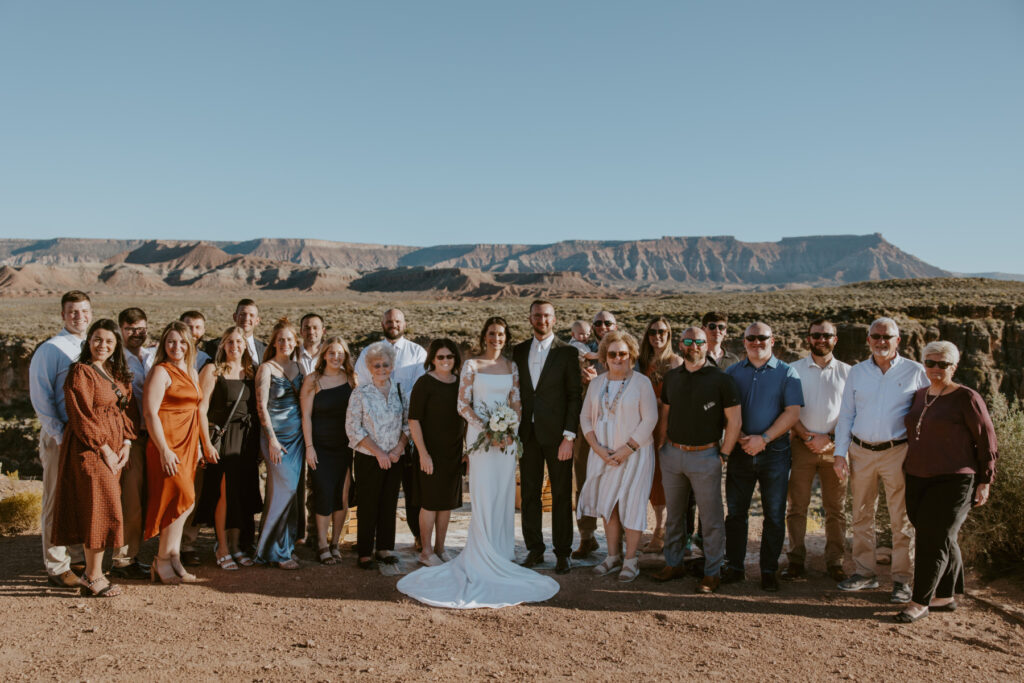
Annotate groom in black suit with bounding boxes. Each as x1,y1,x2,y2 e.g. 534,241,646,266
514,300,583,574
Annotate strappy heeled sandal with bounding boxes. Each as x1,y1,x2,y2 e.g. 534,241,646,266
80,576,122,598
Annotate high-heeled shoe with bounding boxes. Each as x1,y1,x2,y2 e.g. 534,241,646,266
169,554,198,583
150,556,182,585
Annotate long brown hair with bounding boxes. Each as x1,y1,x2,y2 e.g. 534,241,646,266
153,320,196,370
263,317,299,363
75,319,133,386
638,316,677,384
313,335,357,386
213,326,255,379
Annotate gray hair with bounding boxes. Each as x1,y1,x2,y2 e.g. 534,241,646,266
363,340,396,367
869,317,899,335
922,341,960,366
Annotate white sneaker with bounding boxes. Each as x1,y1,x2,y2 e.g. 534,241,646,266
593,555,623,576
618,557,640,583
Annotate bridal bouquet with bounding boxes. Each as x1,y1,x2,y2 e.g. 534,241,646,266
465,402,524,458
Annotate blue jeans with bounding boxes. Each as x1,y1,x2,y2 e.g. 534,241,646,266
725,441,791,574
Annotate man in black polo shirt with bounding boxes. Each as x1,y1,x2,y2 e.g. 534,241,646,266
651,326,741,593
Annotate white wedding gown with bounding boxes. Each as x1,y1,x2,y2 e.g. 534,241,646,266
396,366,560,609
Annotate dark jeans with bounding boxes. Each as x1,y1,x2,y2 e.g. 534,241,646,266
354,452,403,558
906,473,974,605
725,442,791,574
520,434,574,557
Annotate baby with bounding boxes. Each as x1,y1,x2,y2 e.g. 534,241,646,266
568,320,599,361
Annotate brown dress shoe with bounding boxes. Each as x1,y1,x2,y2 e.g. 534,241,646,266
47,570,81,589
571,537,599,559
651,565,687,582
697,575,720,593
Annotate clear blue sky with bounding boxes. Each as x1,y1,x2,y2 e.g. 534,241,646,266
2,2,1022,273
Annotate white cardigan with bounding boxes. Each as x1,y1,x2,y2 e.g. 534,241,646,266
579,371,658,450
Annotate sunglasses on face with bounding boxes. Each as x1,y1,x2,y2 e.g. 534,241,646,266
869,334,895,341
705,323,727,332
648,328,669,337
435,354,455,361
593,320,614,327
606,350,630,359
745,335,771,342
809,332,835,340
924,359,954,369
680,338,707,347
371,362,392,369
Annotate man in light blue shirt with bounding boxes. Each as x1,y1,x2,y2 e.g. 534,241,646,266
28,290,92,587
833,317,928,603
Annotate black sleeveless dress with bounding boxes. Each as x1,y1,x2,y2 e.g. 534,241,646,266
310,381,354,516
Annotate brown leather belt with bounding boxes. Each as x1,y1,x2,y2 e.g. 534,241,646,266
851,435,907,452
671,441,717,452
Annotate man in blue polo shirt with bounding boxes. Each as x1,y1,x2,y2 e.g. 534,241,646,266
722,322,804,592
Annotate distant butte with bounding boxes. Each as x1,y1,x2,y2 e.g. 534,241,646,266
0,234,951,297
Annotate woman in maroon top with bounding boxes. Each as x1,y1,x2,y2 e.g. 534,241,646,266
896,341,998,623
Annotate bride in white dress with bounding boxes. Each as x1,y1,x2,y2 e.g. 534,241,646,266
397,317,560,609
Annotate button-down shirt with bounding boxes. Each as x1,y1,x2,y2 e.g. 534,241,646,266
790,355,851,435
124,346,156,407
28,328,84,444
345,382,410,455
725,356,804,442
834,354,929,457
354,337,427,395
298,345,319,376
529,334,555,388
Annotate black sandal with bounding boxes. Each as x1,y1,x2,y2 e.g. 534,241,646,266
80,576,122,598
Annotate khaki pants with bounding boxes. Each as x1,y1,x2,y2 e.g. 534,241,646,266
572,435,596,539
849,441,914,584
113,435,148,566
786,438,846,567
39,431,82,575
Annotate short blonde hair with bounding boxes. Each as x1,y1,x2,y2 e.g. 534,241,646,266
922,340,960,366
363,340,396,368
597,330,640,365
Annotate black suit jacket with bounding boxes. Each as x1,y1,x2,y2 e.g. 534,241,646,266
514,337,583,447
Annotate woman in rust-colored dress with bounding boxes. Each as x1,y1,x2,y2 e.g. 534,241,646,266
144,320,205,585
51,319,135,598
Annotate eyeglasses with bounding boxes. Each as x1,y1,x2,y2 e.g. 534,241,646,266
924,359,954,369
745,335,771,342
606,350,630,359
680,339,707,347
809,332,835,340
869,334,895,341
435,354,455,361
647,328,669,337
704,323,727,332
371,362,392,369
593,320,615,327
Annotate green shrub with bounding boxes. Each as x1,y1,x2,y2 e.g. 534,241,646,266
960,394,1024,575
0,489,41,536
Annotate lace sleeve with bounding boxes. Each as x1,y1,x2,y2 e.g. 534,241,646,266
457,360,485,430
509,362,522,422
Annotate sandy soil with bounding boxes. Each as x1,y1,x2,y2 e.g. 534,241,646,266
1,499,1023,682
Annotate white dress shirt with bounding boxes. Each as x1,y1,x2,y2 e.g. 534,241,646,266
528,334,555,388
354,337,427,396
834,354,929,457
790,354,851,435
298,345,319,376
124,346,156,408
28,328,84,444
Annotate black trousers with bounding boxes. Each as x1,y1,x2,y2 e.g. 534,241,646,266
905,473,974,605
354,452,403,558
520,434,574,557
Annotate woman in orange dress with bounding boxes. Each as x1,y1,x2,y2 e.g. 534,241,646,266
51,319,135,597
637,317,682,553
144,320,206,584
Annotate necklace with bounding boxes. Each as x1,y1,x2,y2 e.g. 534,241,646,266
915,384,953,438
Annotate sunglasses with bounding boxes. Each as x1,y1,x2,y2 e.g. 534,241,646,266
869,334,895,341
745,335,771,342
593,320,615,327
680,339,707,347
606,350,630,359
435,354,455,361
809,332,835,340
704,323,728,332
371,362,392,369
647,328,669,337
924,359,954,369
